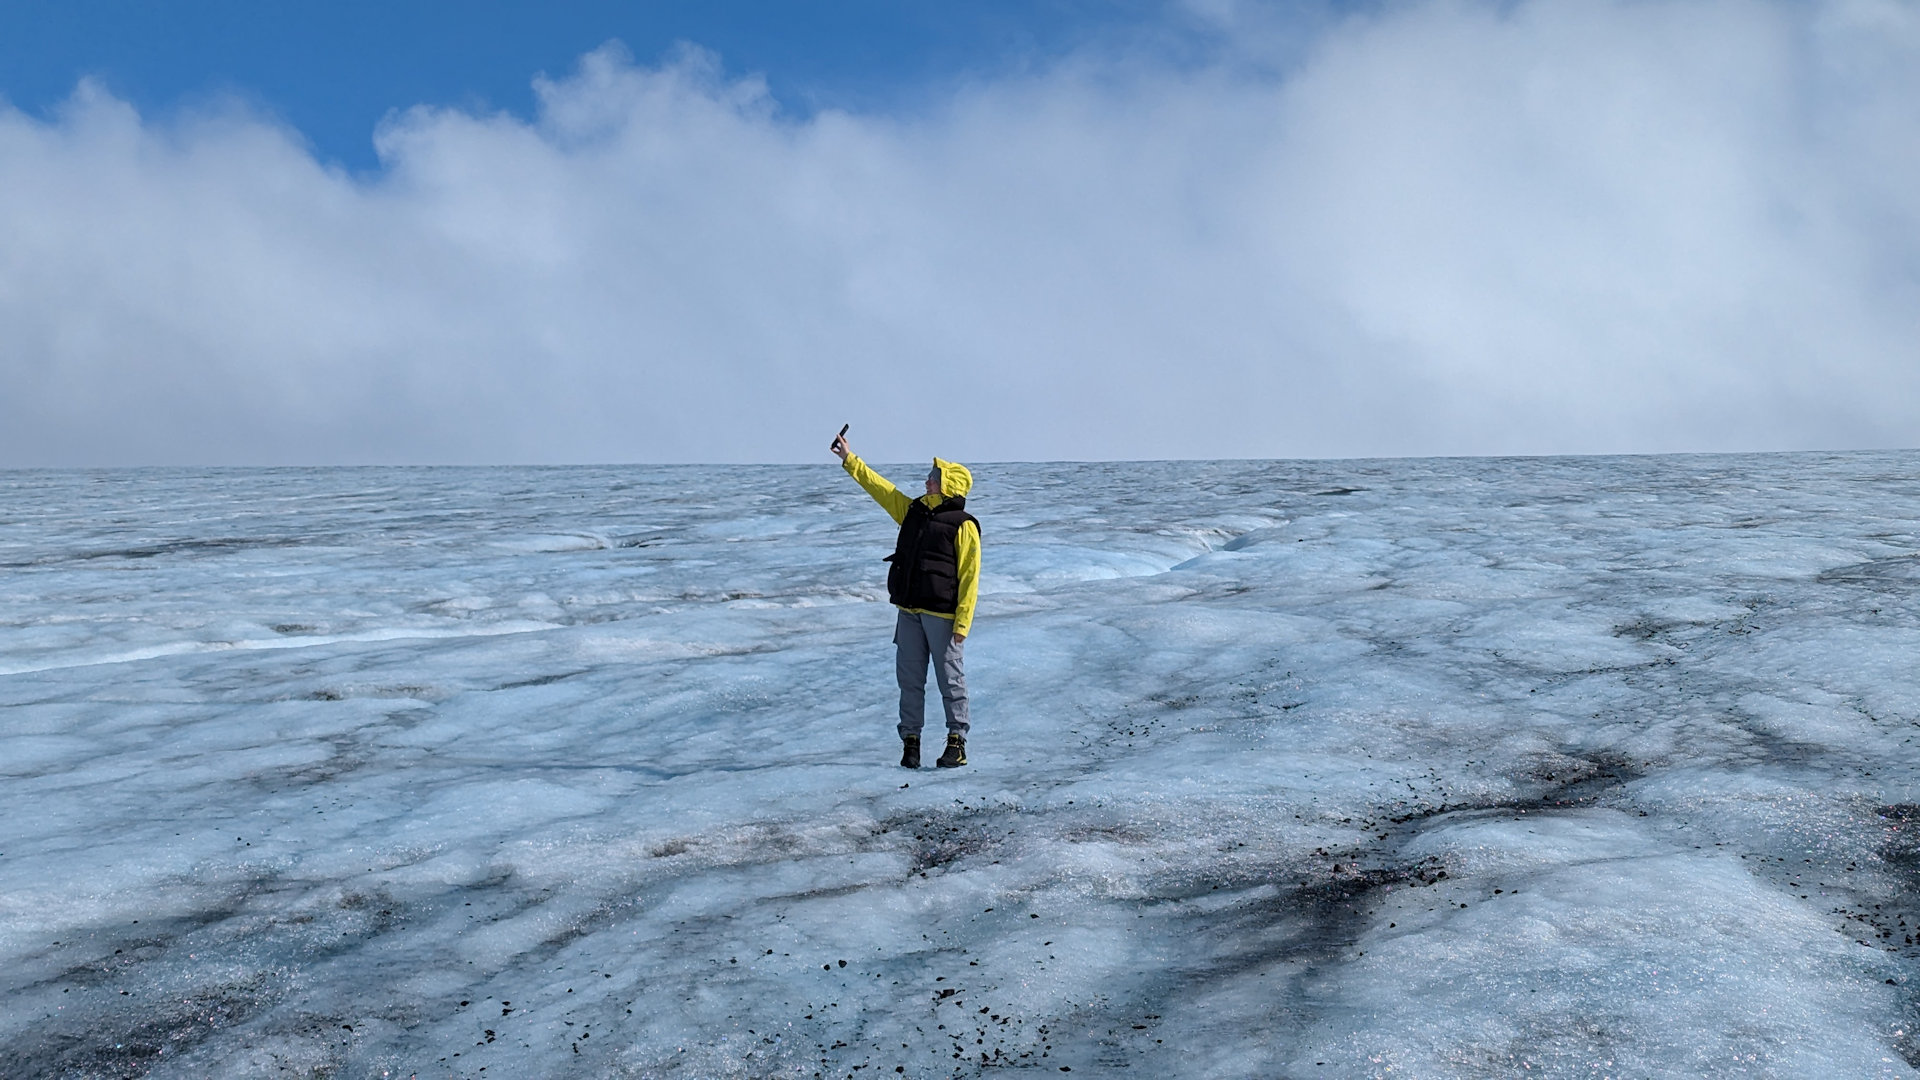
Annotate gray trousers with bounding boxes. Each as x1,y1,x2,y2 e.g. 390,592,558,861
894,609,969,738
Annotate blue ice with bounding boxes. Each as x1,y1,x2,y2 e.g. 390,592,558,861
3,455,1920,1077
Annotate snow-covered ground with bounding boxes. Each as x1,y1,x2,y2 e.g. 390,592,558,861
5,454,1920,1078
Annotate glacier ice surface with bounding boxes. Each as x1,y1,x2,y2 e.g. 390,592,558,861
5,455,1920,1077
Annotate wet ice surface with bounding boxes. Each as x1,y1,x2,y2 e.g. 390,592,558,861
6,456,1920,1078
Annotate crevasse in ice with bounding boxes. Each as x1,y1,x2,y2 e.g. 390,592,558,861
3,455,1920,1077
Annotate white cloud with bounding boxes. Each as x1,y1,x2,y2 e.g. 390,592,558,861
2,0,1916,465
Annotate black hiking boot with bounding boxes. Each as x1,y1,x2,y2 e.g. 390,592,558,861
936,734,967,768
900,734,920,769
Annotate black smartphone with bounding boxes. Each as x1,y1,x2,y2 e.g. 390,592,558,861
830,423,849,451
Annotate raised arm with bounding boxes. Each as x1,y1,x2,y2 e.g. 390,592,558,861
833,434,912,524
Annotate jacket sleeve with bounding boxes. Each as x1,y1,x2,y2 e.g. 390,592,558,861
842,453,913,525
952,520,980,638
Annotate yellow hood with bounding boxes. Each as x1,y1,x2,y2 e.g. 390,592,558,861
933,458,973,498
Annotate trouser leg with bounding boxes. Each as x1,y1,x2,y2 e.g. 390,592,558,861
922,612,970,737
894,609,930,738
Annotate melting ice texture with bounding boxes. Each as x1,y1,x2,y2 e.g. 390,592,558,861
5,456,1920,1078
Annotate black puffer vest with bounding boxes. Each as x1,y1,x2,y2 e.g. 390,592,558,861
885,496,979,613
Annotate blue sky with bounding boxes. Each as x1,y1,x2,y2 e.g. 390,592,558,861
2,0,1205,171
1,0,1917,466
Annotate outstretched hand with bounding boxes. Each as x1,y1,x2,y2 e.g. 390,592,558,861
831,432,851,460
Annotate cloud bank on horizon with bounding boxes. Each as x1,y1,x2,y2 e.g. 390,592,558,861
1,0,1916,467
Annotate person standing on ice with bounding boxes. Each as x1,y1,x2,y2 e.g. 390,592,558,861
831,429,979,769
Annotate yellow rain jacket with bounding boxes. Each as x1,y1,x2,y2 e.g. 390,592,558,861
842,454,980,638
